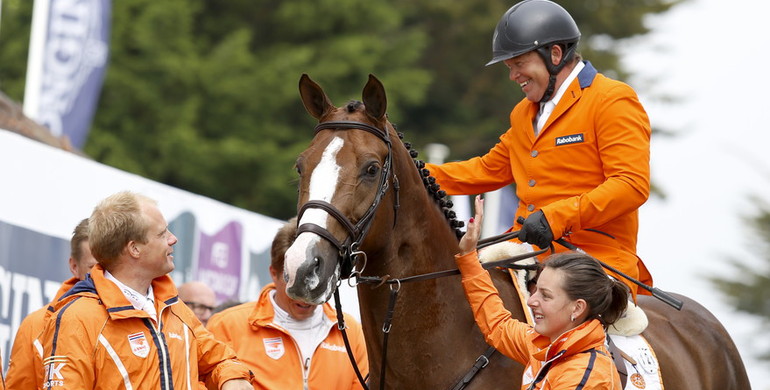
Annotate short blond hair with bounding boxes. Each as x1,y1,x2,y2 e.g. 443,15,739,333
88,191,156,269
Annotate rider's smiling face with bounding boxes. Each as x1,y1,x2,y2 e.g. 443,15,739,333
504,51,550,103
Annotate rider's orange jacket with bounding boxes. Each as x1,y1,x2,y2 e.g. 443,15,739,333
5,277,77,390
456,251,621,389
426,61,652,297
38,265,253,389
207,283,368,390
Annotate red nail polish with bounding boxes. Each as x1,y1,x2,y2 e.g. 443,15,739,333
469,217,475,223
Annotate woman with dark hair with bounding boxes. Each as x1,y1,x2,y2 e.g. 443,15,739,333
457,196,628,389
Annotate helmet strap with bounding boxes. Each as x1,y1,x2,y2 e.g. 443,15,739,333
536,43,578,103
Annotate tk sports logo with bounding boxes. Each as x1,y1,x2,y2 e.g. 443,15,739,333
43,359,66,388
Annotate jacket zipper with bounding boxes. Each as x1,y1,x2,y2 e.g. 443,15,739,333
151,305,172,389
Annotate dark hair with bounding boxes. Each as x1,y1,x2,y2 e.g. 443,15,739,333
71,218,90,262
543,252,628,326
270,217,298,275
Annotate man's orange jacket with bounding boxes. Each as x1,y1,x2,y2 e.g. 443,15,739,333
456,251,621,389
427,61,652,296
207,284,368,390
5,277,77,390
38,265,252,389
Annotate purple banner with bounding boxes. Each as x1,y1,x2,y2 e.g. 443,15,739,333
36,0,111,148
196,222,244,303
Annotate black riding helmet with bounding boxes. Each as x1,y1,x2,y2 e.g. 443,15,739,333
487,0,581,102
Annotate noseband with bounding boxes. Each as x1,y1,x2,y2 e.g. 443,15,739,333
297,120,398,277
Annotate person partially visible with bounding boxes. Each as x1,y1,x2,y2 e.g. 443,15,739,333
5,218,97,390
208,218,368,390
424,0,652,298
456,196,627,389
38,191,254,389
178,281,218,326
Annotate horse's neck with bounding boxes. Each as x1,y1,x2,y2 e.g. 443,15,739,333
387,186,458,274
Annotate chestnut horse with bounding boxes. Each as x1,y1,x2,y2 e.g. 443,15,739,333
283,74,751,389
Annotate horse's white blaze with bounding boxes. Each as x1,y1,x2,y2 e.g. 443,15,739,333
285,136,344,290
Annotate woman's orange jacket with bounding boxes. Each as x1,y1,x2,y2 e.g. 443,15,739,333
456,251,621,389
427,62,652,297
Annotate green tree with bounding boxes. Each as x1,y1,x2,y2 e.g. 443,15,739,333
711,199,770,360
0,0,677,219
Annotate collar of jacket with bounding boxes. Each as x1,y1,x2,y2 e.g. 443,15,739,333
248,283,338,330
531,319,607,362
56,264,180,319
577,61,598,89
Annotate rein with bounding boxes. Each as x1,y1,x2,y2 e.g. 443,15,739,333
338,230,547,390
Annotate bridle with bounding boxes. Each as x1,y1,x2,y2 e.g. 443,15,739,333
297,119,545,390
296,120,399,278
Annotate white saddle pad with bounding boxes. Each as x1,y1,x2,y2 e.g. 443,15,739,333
609,334,664,390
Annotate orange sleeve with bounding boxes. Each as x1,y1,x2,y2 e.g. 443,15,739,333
189,311,253,389
424,130,515,195
455,251,532,365
6,311,44,390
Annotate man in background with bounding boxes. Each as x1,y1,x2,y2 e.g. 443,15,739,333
178,281,217,326
208,218,368,389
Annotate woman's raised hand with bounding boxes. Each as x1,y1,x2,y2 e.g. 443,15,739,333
458,195,484,256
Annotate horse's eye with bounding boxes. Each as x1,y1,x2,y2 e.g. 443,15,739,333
366,163,379,176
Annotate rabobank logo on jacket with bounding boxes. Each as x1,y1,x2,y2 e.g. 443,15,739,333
554,133,584,146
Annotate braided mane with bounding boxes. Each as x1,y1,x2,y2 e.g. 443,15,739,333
344,100,464,239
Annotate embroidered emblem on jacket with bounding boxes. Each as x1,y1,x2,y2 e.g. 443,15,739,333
263,337,285,360
555,133,584,146
128,332,150,358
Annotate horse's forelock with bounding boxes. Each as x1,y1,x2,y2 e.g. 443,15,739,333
346,100,363,113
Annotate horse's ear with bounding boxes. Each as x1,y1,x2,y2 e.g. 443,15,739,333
299,74,334,120
362,74,387,121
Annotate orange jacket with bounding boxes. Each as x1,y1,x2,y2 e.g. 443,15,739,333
207,284,368,390
5,278,78,390
39,265,253,389
426,62,652,297
456,251,620,389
